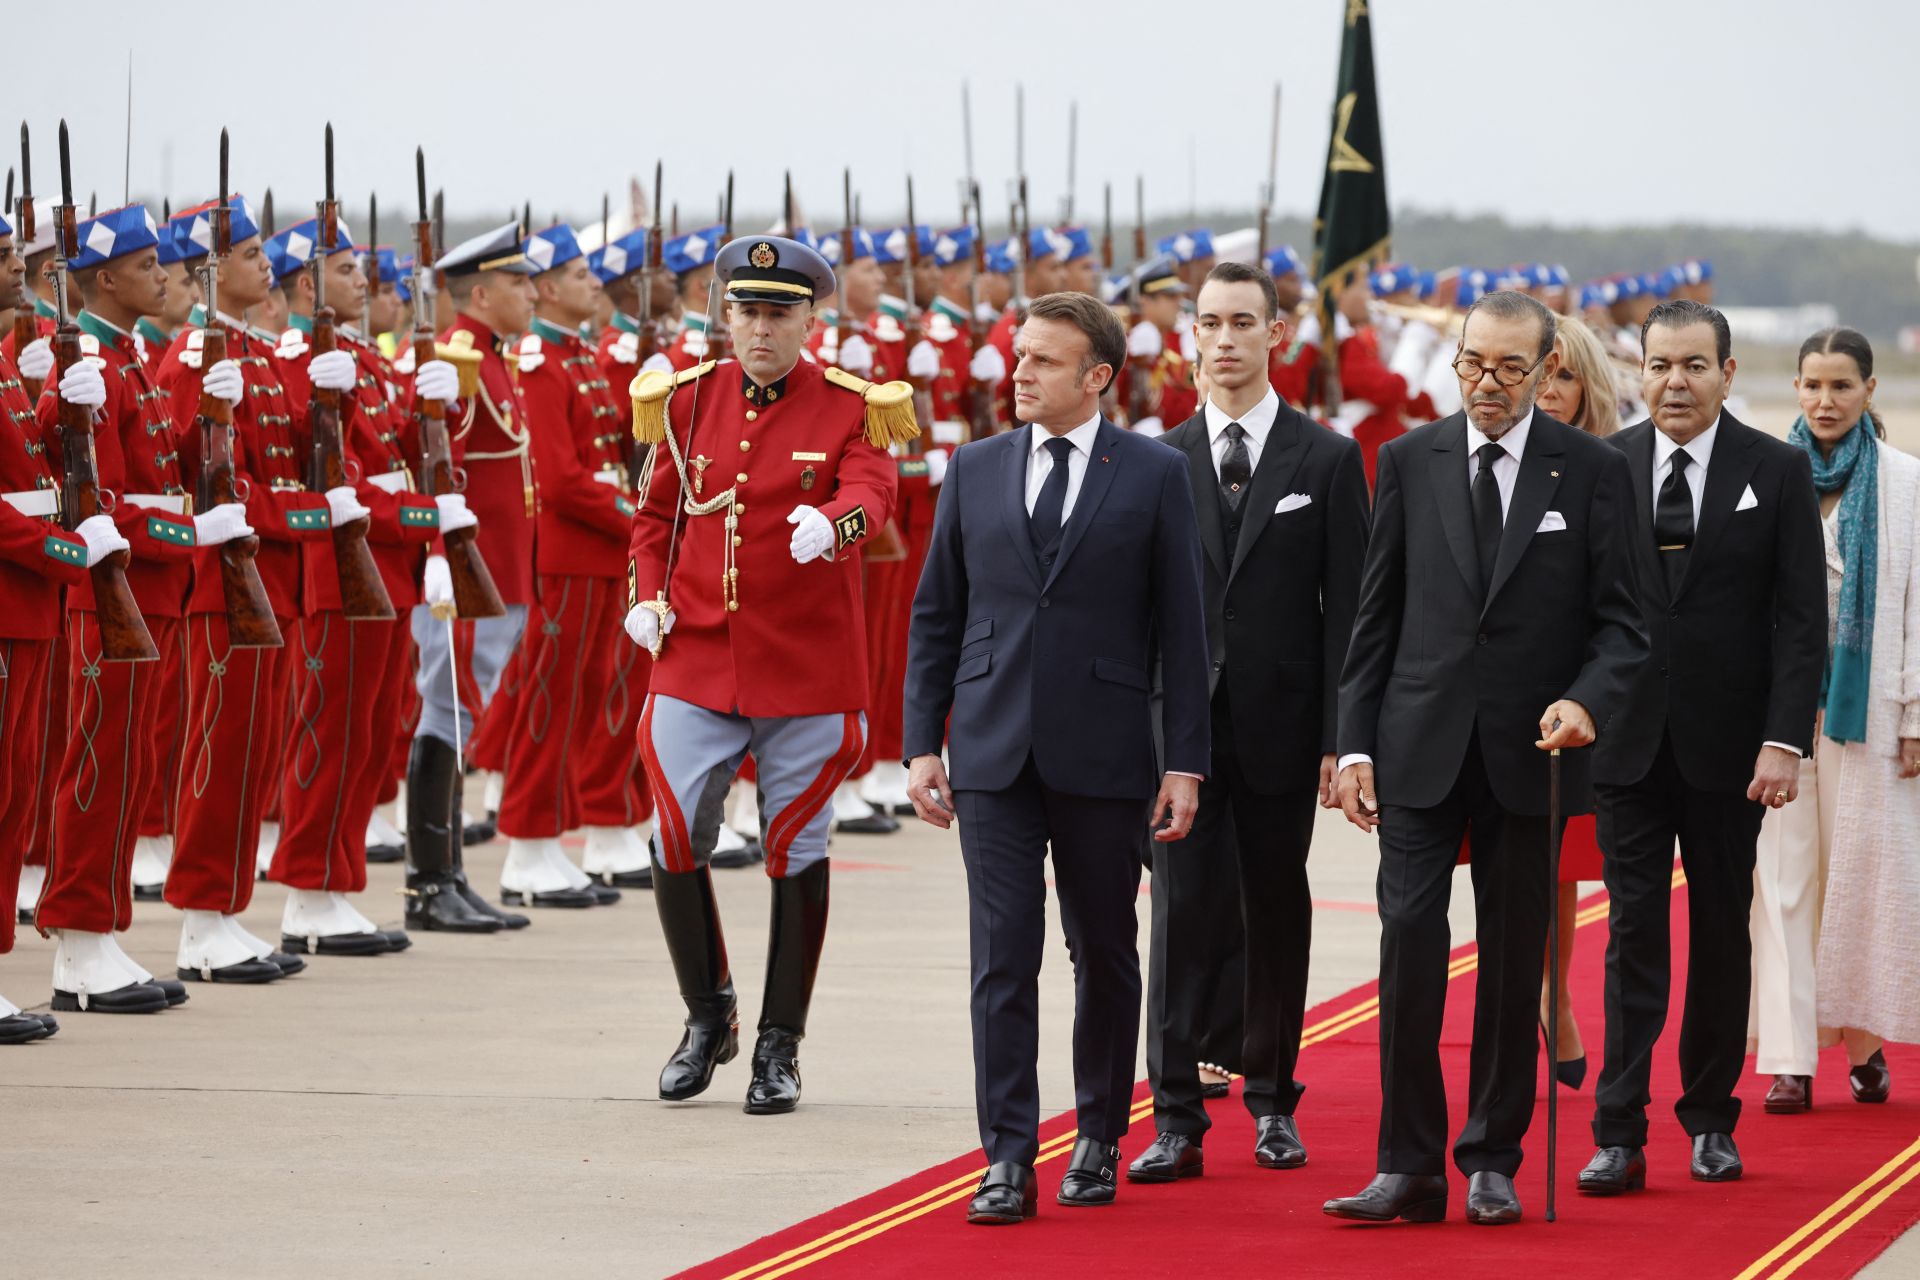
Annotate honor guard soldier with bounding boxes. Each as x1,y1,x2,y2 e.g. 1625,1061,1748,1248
662,226,724,371
1057,227,1099,297
495,223,648,903
1117,254,1196,436
36,205,243,1009
0,208,108,1036
137,219,200,364
155,192,333,987
623,233,914,1112
592,226,673,382
404,222,537,934
2,215,60,364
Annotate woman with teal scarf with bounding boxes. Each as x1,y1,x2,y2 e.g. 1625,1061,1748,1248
1751,328,1920,1114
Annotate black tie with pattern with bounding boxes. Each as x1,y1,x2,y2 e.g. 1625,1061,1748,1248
1220,422,1253,555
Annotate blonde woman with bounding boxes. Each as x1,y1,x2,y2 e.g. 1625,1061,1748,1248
1537,316,1620,435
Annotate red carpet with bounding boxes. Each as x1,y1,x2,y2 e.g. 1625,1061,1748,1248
677,875,1920,1279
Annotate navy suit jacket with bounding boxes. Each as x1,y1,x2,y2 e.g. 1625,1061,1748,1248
904,418,1211,799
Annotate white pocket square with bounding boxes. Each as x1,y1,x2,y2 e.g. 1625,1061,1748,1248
1275,492,1313,514
1735,484,1759,512
1536,510,1567,533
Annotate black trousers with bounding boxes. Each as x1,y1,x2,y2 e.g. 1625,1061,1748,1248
1376,734,1555,1177
954,756,1152,1166
1593,734,1765,1148
1147,691,1316,1137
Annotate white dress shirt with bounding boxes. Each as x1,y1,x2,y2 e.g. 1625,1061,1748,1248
1203,388,1281,480
1463,408,1533,518
1652,413,1720,526
1024,412,1103,520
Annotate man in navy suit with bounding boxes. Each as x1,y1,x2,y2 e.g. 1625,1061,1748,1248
903,292,1211,1226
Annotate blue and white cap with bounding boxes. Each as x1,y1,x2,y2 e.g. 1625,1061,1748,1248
1056,226,1093,263
176,194,264,260
264,216,356,284
1670,258,1713,285
1456,268,1492,307
1027,225,1071,263
69,203,162,270
1577,283,1608,311
524,223,585,275
1157,228,1214,263
874,225,933,266
1264,243,1304,279
931,225,975,266
817,227,876,267
1614,274,1644,301
663,225,724,276
984,237,1020,275
589,227,649,283
1369,264,1419,297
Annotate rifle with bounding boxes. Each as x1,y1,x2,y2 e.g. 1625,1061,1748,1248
900,177,932,449
1062,100,1077,226
963,180,995,442
1100,182,1113,274
1259,82,1281,262
711,170,734,360
410,147,503,620
51,121,158,662
191,130,282,649
1126,175,1154,428
306,123,393,620
1014,175,1030,324
836,169,857,369
14,124,41,399
366,192,379,337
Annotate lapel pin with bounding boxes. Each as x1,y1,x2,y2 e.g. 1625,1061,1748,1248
1101,455,1111,463
1551,470,1560,477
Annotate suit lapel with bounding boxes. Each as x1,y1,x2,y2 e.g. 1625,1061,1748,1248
1427,414,1481,596
1177,417,1228,580
1001,426,1044,588
1228,410,1310,582
1482,420,1566,615
1677,417,1759,601
1043,418,1124,591
1623,423,1667,603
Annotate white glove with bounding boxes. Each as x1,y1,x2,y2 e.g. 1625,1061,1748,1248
836,333,874,376
324,485,371,527
434,492,478,534
787,505,834,564
423,554,455,609
1127,320,1164,359
192,502,254,546
202,359,244,405
681,329,709,360
415,358,459,405
969,343,1005,387
57,359,107,408
1130,416,1165,437
907,340,942,380
16,338,54,382
308,349,357,392
924,447,950,489
623,601,674,650
639,351,674,375
74,514,130,568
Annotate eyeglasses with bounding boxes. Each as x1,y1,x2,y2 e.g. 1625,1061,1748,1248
1452,351,1546,388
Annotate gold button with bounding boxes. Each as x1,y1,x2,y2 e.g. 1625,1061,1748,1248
734,503,746,515
732,535,743,547
736,472,749,484
727,601,739,612
745,409,757,421
739,440,751,451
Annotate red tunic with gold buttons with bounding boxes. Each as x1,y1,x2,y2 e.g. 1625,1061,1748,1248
439,315,537,607
628,357,897,718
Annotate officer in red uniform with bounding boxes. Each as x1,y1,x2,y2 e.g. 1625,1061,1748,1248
494,223,646,903
623,233,911,1114
405,222,539,934
1118,255,1196,436
0,209,114,1035
155,193,335,986
662,226,724,371
1264,246,1316,410
34,204,250,1012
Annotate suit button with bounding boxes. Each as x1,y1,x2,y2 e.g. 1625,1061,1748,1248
1039,598,1050,609
1224,608,1236,620
1476,633,1489,646
1212,660,1223,671
1661,667,1669,679
1669,607,1679,619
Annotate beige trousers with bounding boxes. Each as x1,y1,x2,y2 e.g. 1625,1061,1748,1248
1749,739,1838,1076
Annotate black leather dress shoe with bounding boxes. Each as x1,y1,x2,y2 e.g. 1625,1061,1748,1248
598,866,653,889
451,876,529,929
659,1003,741,1101
152,978,190,1006
501,885,600,909
51,982,170,1014
710,840,763,869
30,1013,59,1037
1254,1115,1307,1169
966,1162,1037,1225
406,877,504,933
1323,1173,1448,1223
1057,1138,1122,1206
589,884,622,906
281,931,390,957
1464,1171,1522,1225
177,955,284,984
1691,1132,1743,1182
132,883,166,902
365,842,404,864
1577,1146,1646,1195
1852,1050,1892,1103
461,811,497,846
833,812,899,835
0,1013,48,1044
1127,1132,1203,1183
743,1028,803,1115
264,952,307,977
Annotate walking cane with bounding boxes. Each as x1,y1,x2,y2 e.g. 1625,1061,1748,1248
1546,740,1564,1223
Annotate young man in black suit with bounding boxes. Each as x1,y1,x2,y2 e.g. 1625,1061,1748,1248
1327,290,1648,1226
1130,260,1370,1184
1578,299,1825,1195
903,291,1211,1226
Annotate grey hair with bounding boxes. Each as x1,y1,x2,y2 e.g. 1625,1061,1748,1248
1463,288,1557,363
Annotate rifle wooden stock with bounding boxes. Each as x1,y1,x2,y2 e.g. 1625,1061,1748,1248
13,308,41,399
193,324,284,649
412,322,504,620
307,305,394,620
53,322,157,661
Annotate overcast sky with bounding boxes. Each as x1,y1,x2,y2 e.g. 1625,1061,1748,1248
14,0,1920,244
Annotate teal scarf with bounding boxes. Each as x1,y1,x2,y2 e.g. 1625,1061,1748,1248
1790,415,1877,743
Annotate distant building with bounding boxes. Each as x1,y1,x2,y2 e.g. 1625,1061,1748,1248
1721,305,1841,347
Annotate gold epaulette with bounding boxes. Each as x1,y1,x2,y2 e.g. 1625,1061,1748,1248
824,366,921,449
629,360,716,444
435,330,486,398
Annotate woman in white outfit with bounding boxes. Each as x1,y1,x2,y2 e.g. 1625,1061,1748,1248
1750,327,1917,1112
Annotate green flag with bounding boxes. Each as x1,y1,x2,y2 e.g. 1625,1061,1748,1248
1312,0,1390,403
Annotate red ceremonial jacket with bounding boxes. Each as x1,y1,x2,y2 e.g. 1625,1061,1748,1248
438,314,538,607
341,329,438,610
518,316,632,579
0,351,87,639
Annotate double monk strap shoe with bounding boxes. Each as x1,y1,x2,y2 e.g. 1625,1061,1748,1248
1057,1138,1121,1206
966,1162,1036,1225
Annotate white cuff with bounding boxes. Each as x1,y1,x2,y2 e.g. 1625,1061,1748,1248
1762,740,1804,758
1336,753,1374,774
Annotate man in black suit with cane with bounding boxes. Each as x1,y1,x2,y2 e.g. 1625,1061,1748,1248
1325,289,1647,1226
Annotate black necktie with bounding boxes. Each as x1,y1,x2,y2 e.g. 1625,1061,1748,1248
1220,422,1253,555
1029,435,1075,559
1472,441,1504,595
1655,446,1694,590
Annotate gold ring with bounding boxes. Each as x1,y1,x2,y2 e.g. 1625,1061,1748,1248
1774,791,1788,802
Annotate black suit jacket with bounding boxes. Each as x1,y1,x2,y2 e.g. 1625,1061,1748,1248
1336,411,1649,816
1159,404,1370,789
1592,415,1826,794
903,418,1211,799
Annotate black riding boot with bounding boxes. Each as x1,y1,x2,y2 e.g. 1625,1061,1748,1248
404,737,501,934
450,769,531,929
745,860,829,1115
656,864,739,1101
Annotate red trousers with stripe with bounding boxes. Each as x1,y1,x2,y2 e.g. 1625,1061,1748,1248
166,613,295,914
0,638,55,954
271,613,408,893
39,612,183,934
138,621,190,838
20,630,68,873
581,613,651,828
